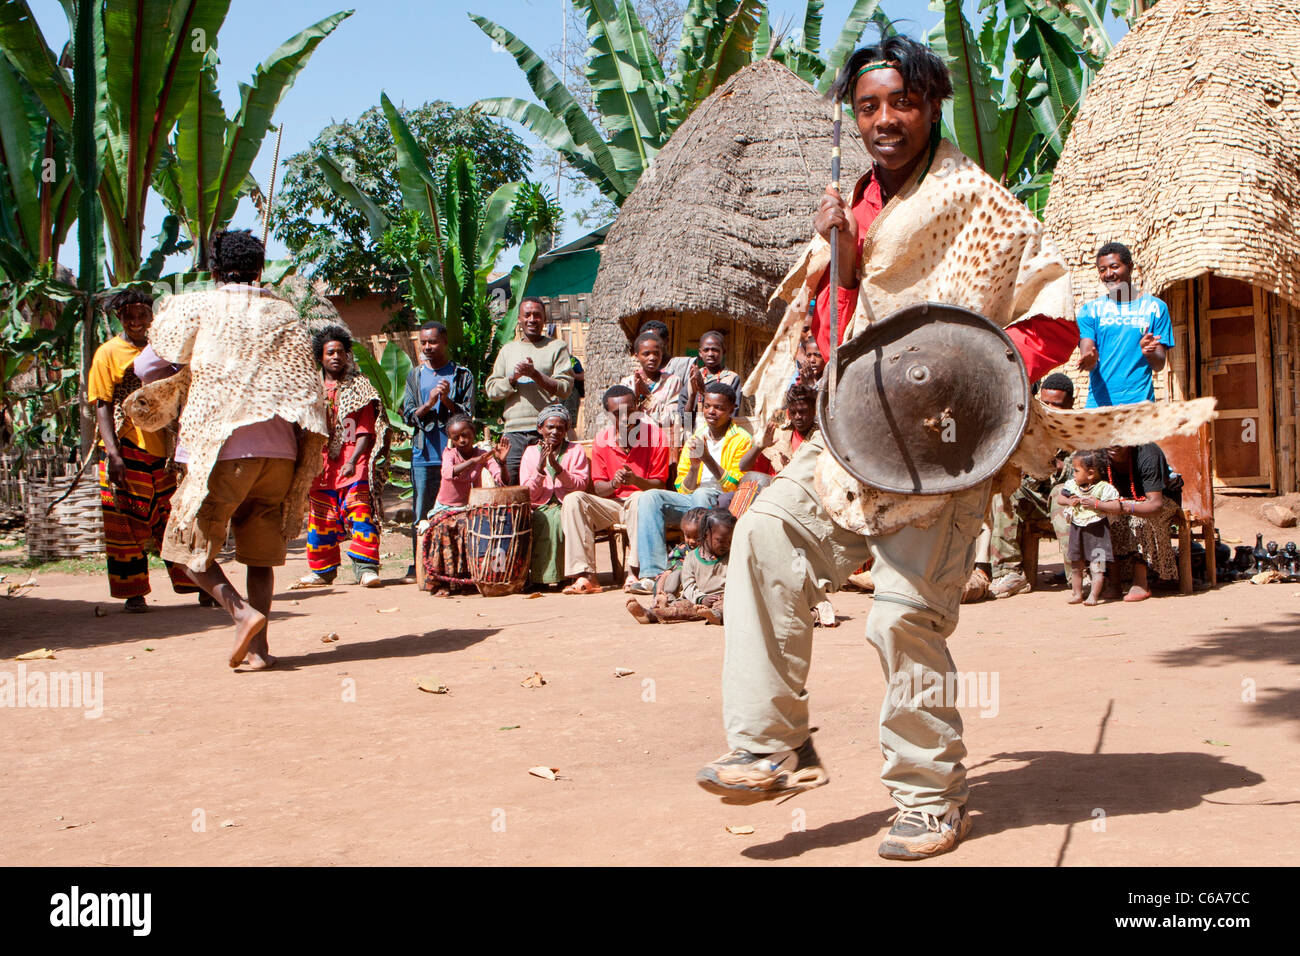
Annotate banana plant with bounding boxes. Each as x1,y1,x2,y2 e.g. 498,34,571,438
153,10,351,271
470,0,765,206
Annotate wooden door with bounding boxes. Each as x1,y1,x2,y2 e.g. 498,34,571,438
1198,274,1273,487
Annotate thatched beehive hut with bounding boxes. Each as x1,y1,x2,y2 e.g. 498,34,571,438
1045,0,1300,490
582,59,869,428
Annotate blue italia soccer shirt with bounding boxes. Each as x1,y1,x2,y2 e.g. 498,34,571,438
1077,293,1174,407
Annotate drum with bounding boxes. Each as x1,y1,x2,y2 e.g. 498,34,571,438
465,486,533,597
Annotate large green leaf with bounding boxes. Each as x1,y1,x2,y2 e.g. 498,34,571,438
929,0,1000,170
686,0,764,106
0,0,73,129
0,53,40,255
469,13,628,199
315,152,390,244
171,48,224,264
818,0,892,93
71,0,106,292
379,339,411,412
475,180,522,273
497,233,537,349
379,91,442,232
208,9,351,234
801,0,825,57
102,0,233,263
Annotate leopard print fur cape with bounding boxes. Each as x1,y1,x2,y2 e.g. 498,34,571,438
744,139,1216,536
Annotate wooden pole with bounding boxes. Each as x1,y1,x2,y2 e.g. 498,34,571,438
828,100,842,418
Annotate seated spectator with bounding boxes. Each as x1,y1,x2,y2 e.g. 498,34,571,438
520,404,590,588
561,385,672,594
989,372,1077,599
621,331,684,445
1099,442,1183,601
650,506,709,606
1057,450,1119,606
627,509,734,625
420,415,508,596
629,382,752,593
795,334,826,387
740,383,818,476
682,330,743,423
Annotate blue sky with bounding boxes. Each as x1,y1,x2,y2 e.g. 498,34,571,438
27,0,1037,276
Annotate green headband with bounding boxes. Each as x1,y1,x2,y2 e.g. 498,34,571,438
855,60,898,80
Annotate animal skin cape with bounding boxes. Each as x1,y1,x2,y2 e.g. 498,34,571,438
127,286,329,550
745,139,1215,535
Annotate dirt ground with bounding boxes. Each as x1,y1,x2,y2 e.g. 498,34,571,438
2,491,1297,867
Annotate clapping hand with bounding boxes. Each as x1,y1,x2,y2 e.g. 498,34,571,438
686,435,705,461
1139,331,1160,355
613,465,634,488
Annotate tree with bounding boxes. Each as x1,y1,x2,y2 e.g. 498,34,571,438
272,100,532,308
154,10,352,272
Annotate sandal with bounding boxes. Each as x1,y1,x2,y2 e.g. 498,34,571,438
625,577,656,595
292,572,335,590
123,596,148,614
563,579,604,595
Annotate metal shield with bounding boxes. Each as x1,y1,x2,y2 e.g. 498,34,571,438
818,302,1030,495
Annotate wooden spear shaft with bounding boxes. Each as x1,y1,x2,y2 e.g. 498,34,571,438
262,124,284,246
828,101,842,418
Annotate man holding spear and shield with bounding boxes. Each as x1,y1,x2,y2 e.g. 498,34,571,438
695,34,1082,859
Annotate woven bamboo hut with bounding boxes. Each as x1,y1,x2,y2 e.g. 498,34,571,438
1045,0,1300,490
582,59,869,429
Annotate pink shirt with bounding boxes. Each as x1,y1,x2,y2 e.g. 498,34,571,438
437,445,504,506
519,441,590,507
133,345,297,462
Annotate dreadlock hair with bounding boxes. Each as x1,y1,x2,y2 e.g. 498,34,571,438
680,506,711,534
700,508,737,541
1096,241,1133,267
211,229,265,284
312,324,353,365
830,32,954,106
1072,449,1110,475
105,287,154,314
785,383,817,408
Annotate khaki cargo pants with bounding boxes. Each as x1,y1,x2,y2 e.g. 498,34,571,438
722,433,989,814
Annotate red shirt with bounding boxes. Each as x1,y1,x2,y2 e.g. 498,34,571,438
592,423,672,499
319,380,378,489
812,169,1078,384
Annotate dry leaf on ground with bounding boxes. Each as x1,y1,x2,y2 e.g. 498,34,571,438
321,632,339,643
613,667,635,678
377,607,399,614
725,825,755,835
520,672,546,688
416,677,450,694
528,766,558,781
14,648,55,661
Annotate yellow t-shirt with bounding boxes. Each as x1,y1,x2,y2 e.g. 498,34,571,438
87,336,166,458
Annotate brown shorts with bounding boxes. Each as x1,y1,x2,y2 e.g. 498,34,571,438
161,457,295,571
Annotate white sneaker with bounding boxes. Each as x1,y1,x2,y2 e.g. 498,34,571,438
358,568,381,588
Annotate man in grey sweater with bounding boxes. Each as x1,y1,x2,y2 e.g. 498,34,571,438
486,297,574,484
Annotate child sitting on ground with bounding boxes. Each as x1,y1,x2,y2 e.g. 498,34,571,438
627,509,734,625
652,506,709,605
1057,449,1119,606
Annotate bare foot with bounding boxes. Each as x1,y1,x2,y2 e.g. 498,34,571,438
1068,594,1084,605
229,607,268,668
432,587,451,597
1123,586,1151,603
626,599,654,624
1083,596,1100,606
240,652,278,671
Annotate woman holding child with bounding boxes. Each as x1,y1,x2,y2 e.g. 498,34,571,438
519,404,590,586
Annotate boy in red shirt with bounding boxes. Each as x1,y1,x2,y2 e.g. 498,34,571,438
299,326,383,588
